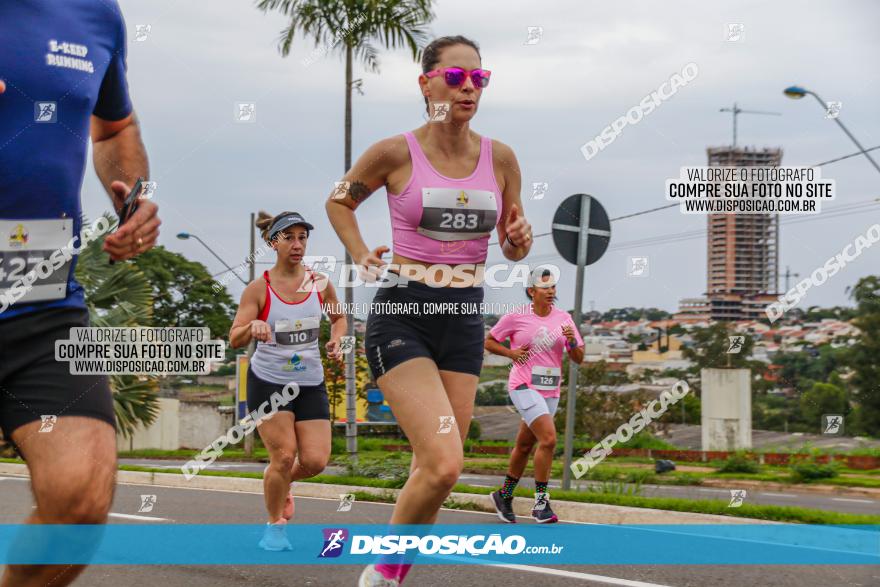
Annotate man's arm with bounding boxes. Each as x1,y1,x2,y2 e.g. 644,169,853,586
91,113,160,261
91,112,148,197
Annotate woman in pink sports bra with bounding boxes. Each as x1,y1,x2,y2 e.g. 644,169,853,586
325,36,533,587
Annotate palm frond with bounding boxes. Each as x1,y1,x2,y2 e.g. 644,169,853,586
353,41,379,72
259,0,435,67
111,376,161,438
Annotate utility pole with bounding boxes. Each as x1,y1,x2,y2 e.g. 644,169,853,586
344,49,358,465
244,212,256,457
719,102,781,147
782,266,800,292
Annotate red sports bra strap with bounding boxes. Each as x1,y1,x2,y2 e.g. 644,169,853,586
263,270,271,284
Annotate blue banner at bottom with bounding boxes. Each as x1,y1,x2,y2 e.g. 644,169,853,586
0,524,877,565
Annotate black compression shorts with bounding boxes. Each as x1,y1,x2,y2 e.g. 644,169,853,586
364,276,485,379
246,366,330,421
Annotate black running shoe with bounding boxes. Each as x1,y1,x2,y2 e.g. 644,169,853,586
531,492,558,523
491,490,516,523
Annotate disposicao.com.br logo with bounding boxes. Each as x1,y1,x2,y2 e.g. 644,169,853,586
318,529,563,557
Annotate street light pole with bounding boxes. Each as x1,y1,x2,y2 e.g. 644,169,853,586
244,213,256,457
783,86,880,176
176,232,248,285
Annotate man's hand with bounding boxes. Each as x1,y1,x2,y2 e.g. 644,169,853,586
103,180,160,261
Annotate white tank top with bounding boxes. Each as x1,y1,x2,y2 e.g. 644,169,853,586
250,269,325,386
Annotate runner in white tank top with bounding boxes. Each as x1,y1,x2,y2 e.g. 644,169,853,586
250,267,325,386
229,211,347,552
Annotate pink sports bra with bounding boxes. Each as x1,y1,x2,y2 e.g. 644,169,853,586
386,131,504,264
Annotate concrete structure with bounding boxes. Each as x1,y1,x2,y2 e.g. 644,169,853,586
116,399,235,451
178,401,235,449
674,297,711,322
701,368,752,450
632,334,685,363
704,146,782,321
582,335,633,363
116,397,181,452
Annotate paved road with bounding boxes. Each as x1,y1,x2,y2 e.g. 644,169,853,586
119,459,880,516
1,475,877,587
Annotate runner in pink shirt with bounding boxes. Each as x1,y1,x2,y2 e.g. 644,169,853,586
485,269,584,523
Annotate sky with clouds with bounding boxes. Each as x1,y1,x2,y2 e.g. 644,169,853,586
81,0,880,315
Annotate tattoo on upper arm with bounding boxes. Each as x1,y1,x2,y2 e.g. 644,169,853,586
348,181,371,203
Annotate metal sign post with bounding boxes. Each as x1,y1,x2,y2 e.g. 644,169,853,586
551,194,611,490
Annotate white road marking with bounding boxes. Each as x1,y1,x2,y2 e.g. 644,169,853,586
108,512,171,522
0,476,28,481
697,488,724,493
832,498,875,504
761,493,797,498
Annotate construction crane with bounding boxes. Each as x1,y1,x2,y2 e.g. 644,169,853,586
719,102,781,147
782,265,801,292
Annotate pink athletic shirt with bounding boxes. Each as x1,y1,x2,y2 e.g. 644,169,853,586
489,305,584,398
387,131,504,264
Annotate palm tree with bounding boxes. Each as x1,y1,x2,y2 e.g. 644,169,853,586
75,214,160,437
255,0,435,450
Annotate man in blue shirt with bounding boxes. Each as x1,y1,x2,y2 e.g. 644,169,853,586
0,1,160,585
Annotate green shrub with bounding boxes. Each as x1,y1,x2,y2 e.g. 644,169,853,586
620,431,678,450
717,452,761,474
467,419,482,441
791,460,840,482
337,453,410,487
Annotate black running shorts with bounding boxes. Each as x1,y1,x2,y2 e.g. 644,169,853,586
0,307,116,442
246,366,330,421
365,276,485,379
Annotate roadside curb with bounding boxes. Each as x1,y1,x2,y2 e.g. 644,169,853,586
0,462,765,525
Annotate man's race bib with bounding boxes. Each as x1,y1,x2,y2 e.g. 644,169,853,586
530,366,561,391
417,188,497,241
274,316,320,347
0,218,73,304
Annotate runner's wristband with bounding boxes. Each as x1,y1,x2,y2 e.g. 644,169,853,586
566,339,577,350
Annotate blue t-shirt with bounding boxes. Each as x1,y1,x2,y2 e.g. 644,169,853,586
0,0,133,320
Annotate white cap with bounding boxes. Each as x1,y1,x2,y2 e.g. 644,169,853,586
529,267,557,288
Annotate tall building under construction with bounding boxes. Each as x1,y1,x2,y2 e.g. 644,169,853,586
676,146,782,322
